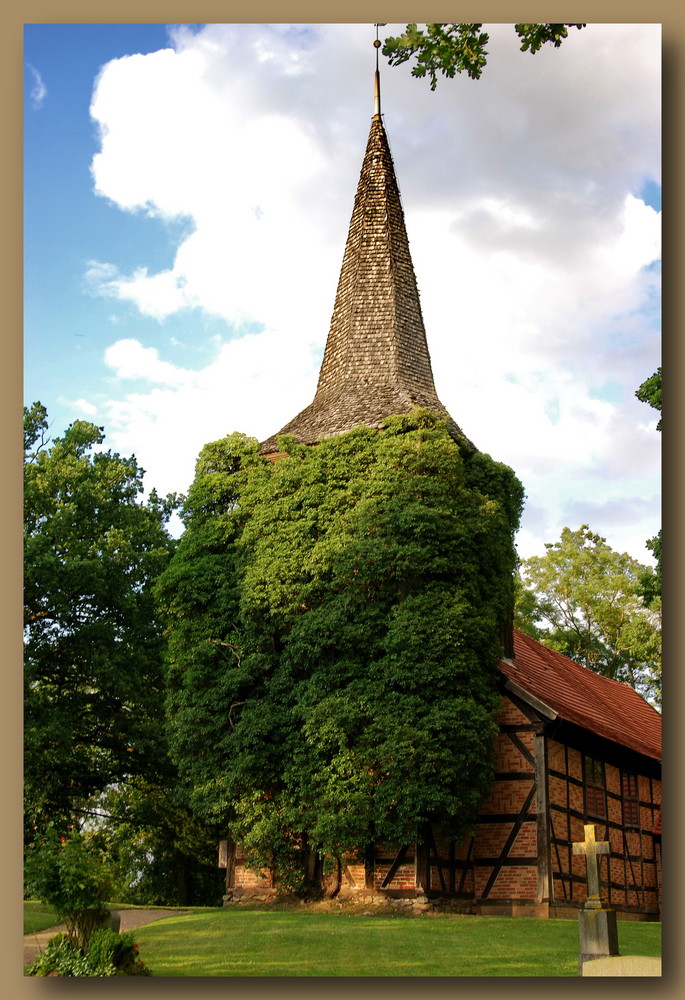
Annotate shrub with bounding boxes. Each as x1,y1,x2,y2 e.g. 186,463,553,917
85,928,153,976
25,933,99,976
25,929,152,977
24,825,112,951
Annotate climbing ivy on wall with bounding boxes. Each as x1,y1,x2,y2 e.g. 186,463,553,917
157,409,524,893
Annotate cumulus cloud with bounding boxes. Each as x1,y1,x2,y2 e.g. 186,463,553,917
104,339,194,386
86,261,193,319
57,396,99,418
88,27,340,334
81,22,659,561
101,328,321,498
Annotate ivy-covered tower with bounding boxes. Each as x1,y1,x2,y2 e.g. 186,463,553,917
166,42,660,918
260,61,472,456
165,40,524,907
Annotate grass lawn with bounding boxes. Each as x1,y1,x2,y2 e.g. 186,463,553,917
24,901,60,935
133,908,662,977
23,899,208,935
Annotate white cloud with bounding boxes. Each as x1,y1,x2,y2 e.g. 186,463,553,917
102,328,321,498
27,63,47,109
81,23,659,562
57,396,99,418
602,195,661,278
85,260,193,318
88,29,337,332
104,339,194,387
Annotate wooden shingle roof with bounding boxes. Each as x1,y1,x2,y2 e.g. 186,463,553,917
260,113,472,454
502,629,662,761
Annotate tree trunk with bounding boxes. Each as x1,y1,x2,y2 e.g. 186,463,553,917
301,834,324,897
176,856,194,906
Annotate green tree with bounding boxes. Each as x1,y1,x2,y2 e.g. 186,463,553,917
24,404,177,840
382,23,586,90
515,525,661,705
636,366,662,432
83,780,226,907
635,367,662,606
24,824,113,951
158,410,524,893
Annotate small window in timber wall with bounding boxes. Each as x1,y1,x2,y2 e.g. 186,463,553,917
584,756,607,819
621,772,640,828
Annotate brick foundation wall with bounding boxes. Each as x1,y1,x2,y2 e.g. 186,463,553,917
233,851,274,890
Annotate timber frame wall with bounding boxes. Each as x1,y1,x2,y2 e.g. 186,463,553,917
463,688,662,918
229,688,661,918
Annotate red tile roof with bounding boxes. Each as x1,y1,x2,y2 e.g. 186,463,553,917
501,629,661,761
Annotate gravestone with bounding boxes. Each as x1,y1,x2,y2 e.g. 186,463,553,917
573,824,619,973
97,908,121,933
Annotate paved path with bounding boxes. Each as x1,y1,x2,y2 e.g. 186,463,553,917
24,907,193,966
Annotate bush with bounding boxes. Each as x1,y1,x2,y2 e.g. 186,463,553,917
24,825,112,951
25,929,152,977
86,928,153,976
25,934,99,977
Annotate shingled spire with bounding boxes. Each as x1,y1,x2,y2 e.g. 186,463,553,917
260,62,472,455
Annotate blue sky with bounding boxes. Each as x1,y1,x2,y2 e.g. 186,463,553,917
24,22,661,562
25,25,195,411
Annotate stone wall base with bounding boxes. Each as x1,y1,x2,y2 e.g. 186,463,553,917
223,887,279,906
223,887,660,921
475,900,551,919
334,889,476,914
473,898,660,922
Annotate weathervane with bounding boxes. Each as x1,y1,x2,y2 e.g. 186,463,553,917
374,23,386,117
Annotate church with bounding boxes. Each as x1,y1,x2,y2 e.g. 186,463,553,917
223,54,662,921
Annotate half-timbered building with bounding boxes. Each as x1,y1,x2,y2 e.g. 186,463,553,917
228,629,661,919
225,55,662,920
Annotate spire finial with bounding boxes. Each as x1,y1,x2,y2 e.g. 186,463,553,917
373,23,385,118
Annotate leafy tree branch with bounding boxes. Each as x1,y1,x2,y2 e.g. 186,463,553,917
515,524,661,706
383,23,586,90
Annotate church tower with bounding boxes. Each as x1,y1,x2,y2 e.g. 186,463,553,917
260,44,472,456
215,41,661,921
219,37,519,908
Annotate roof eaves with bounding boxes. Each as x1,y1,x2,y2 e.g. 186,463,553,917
508,630,662,761
502,675,558,721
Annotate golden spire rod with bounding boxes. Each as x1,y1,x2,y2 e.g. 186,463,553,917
373,23,386,118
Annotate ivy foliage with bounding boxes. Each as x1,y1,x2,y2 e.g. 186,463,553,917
382,23,586,90
159,410,524,891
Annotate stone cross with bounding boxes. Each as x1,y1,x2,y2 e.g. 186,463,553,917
573,824,610,907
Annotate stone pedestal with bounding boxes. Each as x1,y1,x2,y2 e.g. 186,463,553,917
581,956,661,977
578,905,619,973
573,824,618,974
